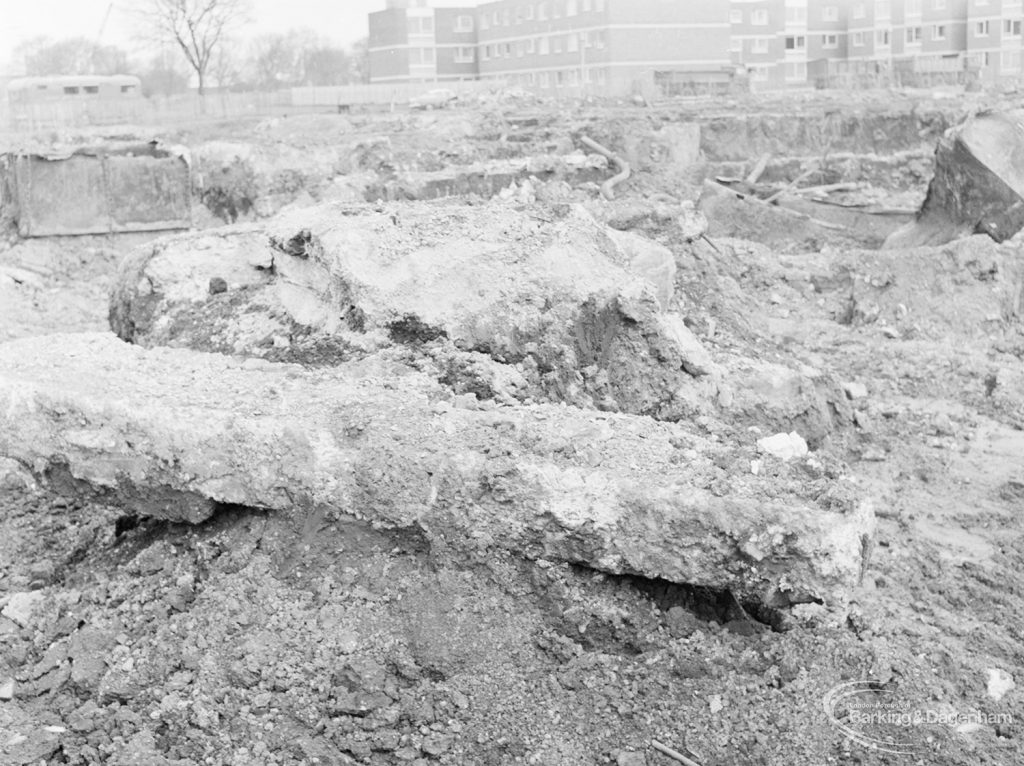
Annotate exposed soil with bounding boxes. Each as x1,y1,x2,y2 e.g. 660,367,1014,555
2,96,1023,766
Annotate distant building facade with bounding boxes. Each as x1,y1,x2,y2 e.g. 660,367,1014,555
367,0,1024,92
368,0,478,83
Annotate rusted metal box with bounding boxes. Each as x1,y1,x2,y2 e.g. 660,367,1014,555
9,141,191,237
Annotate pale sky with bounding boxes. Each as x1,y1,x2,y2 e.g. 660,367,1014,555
0,0,479,73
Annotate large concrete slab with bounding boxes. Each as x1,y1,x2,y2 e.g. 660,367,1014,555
0,333,874,609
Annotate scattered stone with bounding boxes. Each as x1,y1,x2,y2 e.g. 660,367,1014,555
1,592,45,629
0,678,14,700
208,276,228,294
987,668,1015,701
68,626,115,689
843,381,869,400
756,432,809,462
616,750,647,766
421,733,454,756
0,457,35,491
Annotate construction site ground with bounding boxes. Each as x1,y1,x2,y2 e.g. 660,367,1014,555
1,92,1022,766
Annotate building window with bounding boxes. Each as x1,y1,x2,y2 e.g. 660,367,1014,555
527,38,536,53
480,14,489,30
553,35,563,52
567,0,577,16
537,2,547,20
539,72,550,88
906,26,922,43
582,0,592,10
540,36,550,54
84,86,99,94
64,86,80,95
785,36,806,50
482,46,490,60
976,20,990,35
822,33,838,48
553,1,562,18
853,31,865,46
876,29,890,44
454,46,475,63
568,33,579,51
121,85,135,93
752,9,769,25
595,0,605,10
750,65,770,81
752,37,770,53
932,24,945,40
730,9,742,23
852,3,865,18
410,16,433,33
1002,49,1022,70
492,10,500,25
785,7,806,23
905,0,921,13
410,47,435,65
822,5,839,21
875,1,890,18
454,15,474,32
785,61,807,80
1005,19,1022,37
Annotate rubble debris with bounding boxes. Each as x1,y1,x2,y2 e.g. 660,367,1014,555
1,592,45,628
0,333,874,609
885,109,1024,249
986,669,1015,701
109,202,719,421
756,432,809,462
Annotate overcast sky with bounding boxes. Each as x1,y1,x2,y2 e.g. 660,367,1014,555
0,0,479,73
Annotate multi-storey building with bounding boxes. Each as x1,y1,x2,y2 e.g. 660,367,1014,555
474,0,733,96
807,1,849,83
966,0,1024,81
367,0,1024,91
368,0,478,83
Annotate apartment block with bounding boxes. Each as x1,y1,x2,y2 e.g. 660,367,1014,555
367,0,1024,92
368,0,479,83
475,0,733,96
966,0,1024,81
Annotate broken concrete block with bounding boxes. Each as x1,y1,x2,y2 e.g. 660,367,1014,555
885,109,1024,249
757,432,809,462
110,202,713,420
987,669,1015,701
0,333,874,609
1,592,45,629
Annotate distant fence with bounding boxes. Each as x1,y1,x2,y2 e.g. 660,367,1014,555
292,80,498,108
0,81,508,133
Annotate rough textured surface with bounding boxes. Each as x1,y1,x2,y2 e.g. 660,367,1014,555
109,202,719,420
0,333,873,608
885,109,1024,248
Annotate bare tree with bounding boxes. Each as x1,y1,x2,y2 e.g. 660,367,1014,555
140,0,250,96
